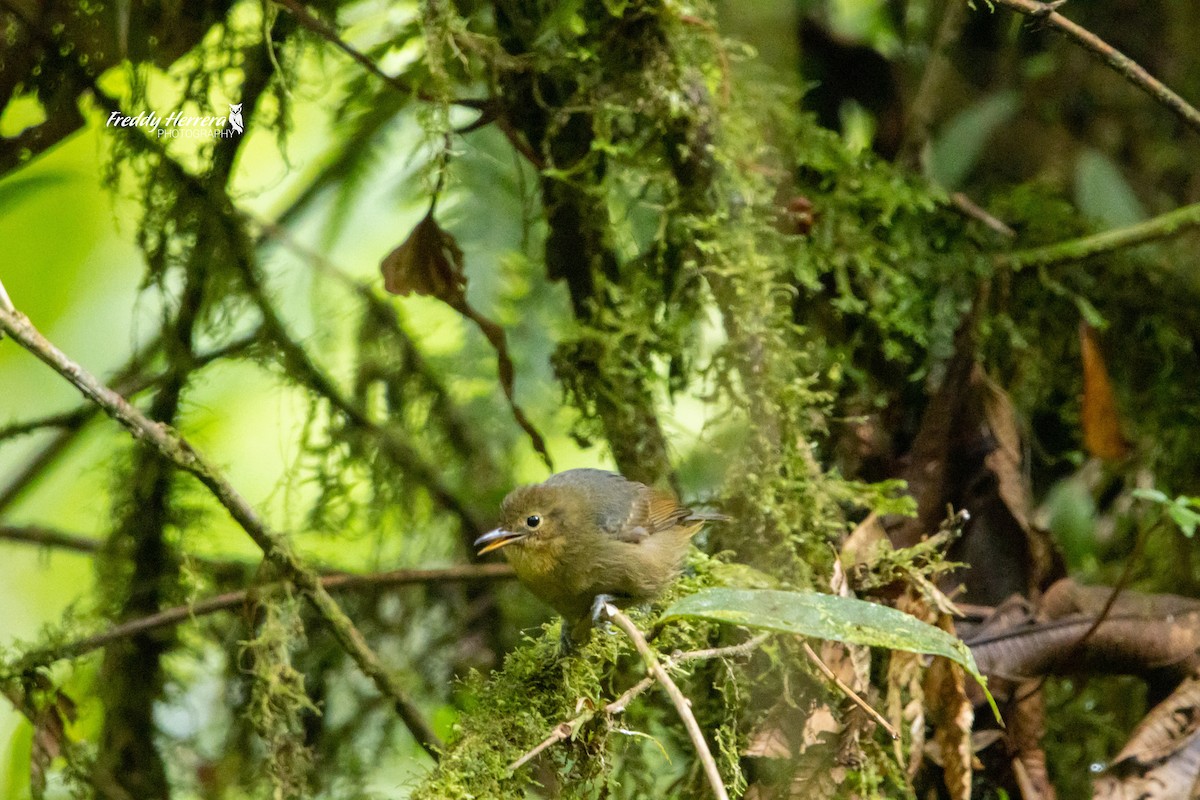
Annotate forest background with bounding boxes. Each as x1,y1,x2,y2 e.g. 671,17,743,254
1,0,1199,798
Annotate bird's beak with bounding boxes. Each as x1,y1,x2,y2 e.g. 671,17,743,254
474,528,526,555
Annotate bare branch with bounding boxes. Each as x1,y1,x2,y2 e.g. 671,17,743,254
0,296,443,758
16,563,515,668
603,604,730,800
0,524,101,555
992,0,1200,136
509,720,580,772
0,523,336,585
802,642,899,740
951,193,1016,239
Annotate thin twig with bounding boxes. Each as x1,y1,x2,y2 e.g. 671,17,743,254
236,263,487,538
603,604,730,800
510,720,581,772
256,218,553,471
509,632,769,772
0,523,354,584
272,0,485,111
951,192,1016,239
899,0,970,167
0,524,102,555
273,0,416,99
802,642,899,740
991,0,1200,136
0,408,91,440
998,200,1200,269
0,293,443,759
17,562,515,668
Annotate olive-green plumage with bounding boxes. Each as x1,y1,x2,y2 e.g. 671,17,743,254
475,469,722,647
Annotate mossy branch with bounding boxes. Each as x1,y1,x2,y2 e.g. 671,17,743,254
998,200,1200,269
0,291,443,758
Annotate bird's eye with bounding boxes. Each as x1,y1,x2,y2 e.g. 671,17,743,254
526,515,541,529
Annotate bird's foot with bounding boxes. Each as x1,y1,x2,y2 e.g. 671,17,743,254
557,597,621,657
590,594,619,634
591,594,616,624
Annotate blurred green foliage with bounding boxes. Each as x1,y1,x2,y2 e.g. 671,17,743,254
1,0,1198,797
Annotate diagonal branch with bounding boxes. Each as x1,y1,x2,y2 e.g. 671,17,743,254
0,329,260,514
603,604,730,800
998,199,1200,269
272,0,486,111
237,263,486,538
992,0,1200,136
0,293,443,758
509,632,769,772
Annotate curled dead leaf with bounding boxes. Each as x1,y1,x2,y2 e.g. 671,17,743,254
380,212,467,303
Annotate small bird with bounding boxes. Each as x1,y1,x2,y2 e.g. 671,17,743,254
474,468,725,650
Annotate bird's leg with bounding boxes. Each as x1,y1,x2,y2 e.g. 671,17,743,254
558,622,578,657
557,595,621,657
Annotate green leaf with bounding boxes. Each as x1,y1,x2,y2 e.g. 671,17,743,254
662,588,999,719
1133,488,1200,538
1074,148,1147,229
928,92,1019,190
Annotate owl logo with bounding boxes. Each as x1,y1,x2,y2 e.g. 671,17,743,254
228,103,243,134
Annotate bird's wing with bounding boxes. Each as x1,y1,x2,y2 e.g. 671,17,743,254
613,487,696,543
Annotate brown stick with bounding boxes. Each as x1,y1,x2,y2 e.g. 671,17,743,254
0,524,103,555
603,604,730,800
509,632,769,772
0,291,443,759
19,563,515,667
802,642,899,739
992,0,1200,136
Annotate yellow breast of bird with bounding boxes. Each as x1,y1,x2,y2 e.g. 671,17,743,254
505,523,699,621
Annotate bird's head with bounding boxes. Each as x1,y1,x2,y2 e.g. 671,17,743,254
474,483,578,555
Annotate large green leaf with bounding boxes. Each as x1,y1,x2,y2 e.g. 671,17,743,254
662,588,998,718
927,91,1019,190
1074,148,1147,229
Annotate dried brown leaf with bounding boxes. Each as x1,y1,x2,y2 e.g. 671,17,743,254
1008,680,1056,800
379,213,552,467
926,616,975,800
380,212,466,303
1079,322,1132,462
1095,671,1200,800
